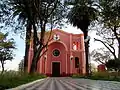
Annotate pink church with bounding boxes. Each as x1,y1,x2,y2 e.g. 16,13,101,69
28,29,86,77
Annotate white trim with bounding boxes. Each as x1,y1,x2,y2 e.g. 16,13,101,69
53,34,60,40
51,61,61,75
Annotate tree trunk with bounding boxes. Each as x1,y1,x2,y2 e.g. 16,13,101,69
29,22,38,73
29,21,46,74
1,61,4,74
24,22,32,73
29,57,38,73
113,26,120,59
30,49,42,73
84,31,89,76
118,39,120,59
30,40,47,73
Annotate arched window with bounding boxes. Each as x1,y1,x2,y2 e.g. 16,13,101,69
75,57,79,68
73,42,77,50
73,42,79,50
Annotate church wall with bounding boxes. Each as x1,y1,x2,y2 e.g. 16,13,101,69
27,29,85,76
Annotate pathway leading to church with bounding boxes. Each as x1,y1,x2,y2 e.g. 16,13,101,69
21,77,120,90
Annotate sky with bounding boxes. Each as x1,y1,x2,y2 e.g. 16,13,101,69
4,33,25,71
0,25,105,71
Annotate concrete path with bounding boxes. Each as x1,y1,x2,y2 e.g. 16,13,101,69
10,77,120,90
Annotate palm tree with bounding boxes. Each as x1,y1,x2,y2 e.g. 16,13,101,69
10,0,33,72
67,0,98,75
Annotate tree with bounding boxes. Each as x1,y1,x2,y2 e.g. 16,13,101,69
0,32,15,74
18,59,24,72
94,28,117,59
67,0,98,75
91,48,111,64
98,0,120,58
0,0,66,73
29,0,66,73
0,0,33,72
105,58,120,71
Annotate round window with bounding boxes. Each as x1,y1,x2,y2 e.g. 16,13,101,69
53,49,60,56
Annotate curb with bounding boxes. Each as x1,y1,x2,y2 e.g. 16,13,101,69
6,78,48,90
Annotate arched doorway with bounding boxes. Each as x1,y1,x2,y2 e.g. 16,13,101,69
47,41,67,77
75,57,80,73
52,62,60,77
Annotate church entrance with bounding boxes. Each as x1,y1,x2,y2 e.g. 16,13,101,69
52,62,60,77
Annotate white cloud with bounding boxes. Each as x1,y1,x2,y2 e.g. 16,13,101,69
63,25,83,34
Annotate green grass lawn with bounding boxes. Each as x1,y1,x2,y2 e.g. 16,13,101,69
0,71,47,90
72,72,120,82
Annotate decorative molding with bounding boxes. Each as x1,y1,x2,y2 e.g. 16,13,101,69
53,34,60,41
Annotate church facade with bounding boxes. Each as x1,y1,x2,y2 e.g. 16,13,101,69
28,29,86,76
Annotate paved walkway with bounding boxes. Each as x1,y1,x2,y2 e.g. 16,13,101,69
14,77,120,90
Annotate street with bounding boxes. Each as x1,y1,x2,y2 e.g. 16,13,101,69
20,77,120,90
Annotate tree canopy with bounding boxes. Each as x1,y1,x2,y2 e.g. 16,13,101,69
0,0,66,73
66,0,99,75
0,32,15,73
91,48,111,64
105,58,120,71
98,0,120,58
67,0,98,34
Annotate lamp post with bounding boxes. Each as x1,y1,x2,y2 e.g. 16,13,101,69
84,36,91,76
70,55,73,60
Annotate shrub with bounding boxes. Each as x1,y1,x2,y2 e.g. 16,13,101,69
71,72,120,82
105,58,120,71
89,71,120,81
72,74,85,78
90,72,110,80
0,71,47,89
